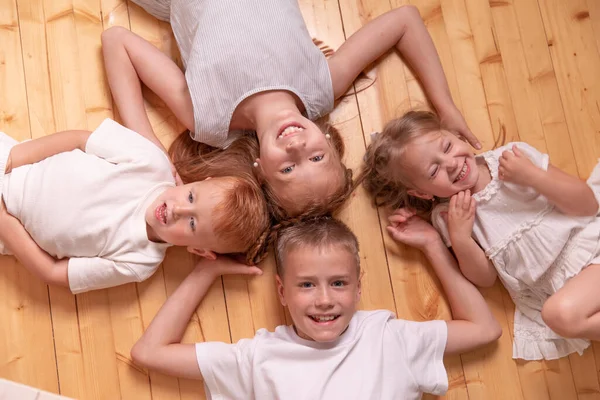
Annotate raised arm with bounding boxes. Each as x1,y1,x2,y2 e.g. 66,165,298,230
327,5,480,149
445,191,497,287
130,257,261,379
6,130,90,173
387,208,501,355
499,145,598,217
101,26,195,154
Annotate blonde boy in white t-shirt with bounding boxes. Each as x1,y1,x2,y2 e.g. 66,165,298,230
131,214,501,399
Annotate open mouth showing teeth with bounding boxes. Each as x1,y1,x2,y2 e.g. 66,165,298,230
277,125,304,139
310,315,340,323
156,203,167,224
454,161,469,183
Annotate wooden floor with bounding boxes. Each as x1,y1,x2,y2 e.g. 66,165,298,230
1,0,600,399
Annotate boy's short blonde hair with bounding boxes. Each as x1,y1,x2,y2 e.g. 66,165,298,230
274,217,360,276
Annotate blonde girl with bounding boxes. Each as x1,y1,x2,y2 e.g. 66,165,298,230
360,110,600,361
101,2,479,221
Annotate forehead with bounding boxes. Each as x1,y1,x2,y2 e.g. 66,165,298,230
282,244,358,277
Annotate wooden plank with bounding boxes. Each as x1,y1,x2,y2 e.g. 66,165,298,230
0,0,58,395
539,0,600,176
307,0,396,312
44,0,122,398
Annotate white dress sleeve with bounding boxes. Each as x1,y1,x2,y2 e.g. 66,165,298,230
195,339,255,398
387,319,449,396
67,257,160,294
431,203,452,247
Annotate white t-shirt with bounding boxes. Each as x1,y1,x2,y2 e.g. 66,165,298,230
2,119,174,293
195,310,448,400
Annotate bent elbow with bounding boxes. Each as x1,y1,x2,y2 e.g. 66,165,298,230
130,342,151,368
488,321,503,343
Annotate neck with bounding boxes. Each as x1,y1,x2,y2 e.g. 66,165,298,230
472,158,492,193
232,91,303,141
146,223,164,244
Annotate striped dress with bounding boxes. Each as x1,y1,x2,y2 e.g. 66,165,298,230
130,0,335,148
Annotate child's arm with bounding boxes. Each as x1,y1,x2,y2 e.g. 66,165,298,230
130,257,261,379
387,210,501,355
101,27,195,155
327,5,480,149
0,201,69,287
499,145,598,216
6,130,91,173
445,191,497,287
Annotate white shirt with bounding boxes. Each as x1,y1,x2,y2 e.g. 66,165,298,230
2,119,174,293
195,310,448,400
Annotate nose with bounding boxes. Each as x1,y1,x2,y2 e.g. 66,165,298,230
172,204,194,219
314,287,334,309
286,138,306,152
443,155,459,171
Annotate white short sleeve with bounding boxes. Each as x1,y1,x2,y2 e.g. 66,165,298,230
499,142,549,171
387,319,448,396
431,203,451,247
68,257,159,294
195,339,255,399
85,119,170,167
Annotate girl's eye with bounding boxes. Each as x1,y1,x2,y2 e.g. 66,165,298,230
332,281,345,287
188,191,193,203
444,143,452,153
430,166,439,178
300,282,314,288
190,217,196,231
281,165,294,174
310,155,324,162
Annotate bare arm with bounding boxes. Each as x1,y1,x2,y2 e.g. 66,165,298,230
328,5,480,148
499,145,598,217
0,204,69,287
131,257,261,379
423,241,501,355
6,130,91,173
101,26,195,154
446,191,497,287
387,209,501,355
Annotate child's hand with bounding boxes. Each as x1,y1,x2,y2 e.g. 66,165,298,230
498,145,540,186
446,190,476,244
387,208,442,251
439,106,481,150
195,256,262,278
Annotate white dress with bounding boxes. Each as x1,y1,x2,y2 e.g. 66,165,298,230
432,142,600,360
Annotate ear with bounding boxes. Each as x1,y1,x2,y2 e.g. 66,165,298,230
406,188,434,200
187,247,217,260
356,275,362,302
275,274,287,306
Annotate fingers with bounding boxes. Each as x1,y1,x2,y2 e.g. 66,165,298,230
462,129,482,150
226,265,263,276
512,144,522,157
386,225,403,242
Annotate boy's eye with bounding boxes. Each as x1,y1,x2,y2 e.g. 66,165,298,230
281,165,294,174
300,282,314,288
189,217,196,232
332,280,345,287
310,155,324,162
188,191,193,203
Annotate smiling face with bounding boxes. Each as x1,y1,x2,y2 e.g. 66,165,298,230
399,130,479,199
256,110,345,215
145,179,229,256
276,244,361,343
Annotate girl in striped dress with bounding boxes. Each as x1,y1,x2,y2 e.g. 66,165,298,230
101,0,479,221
